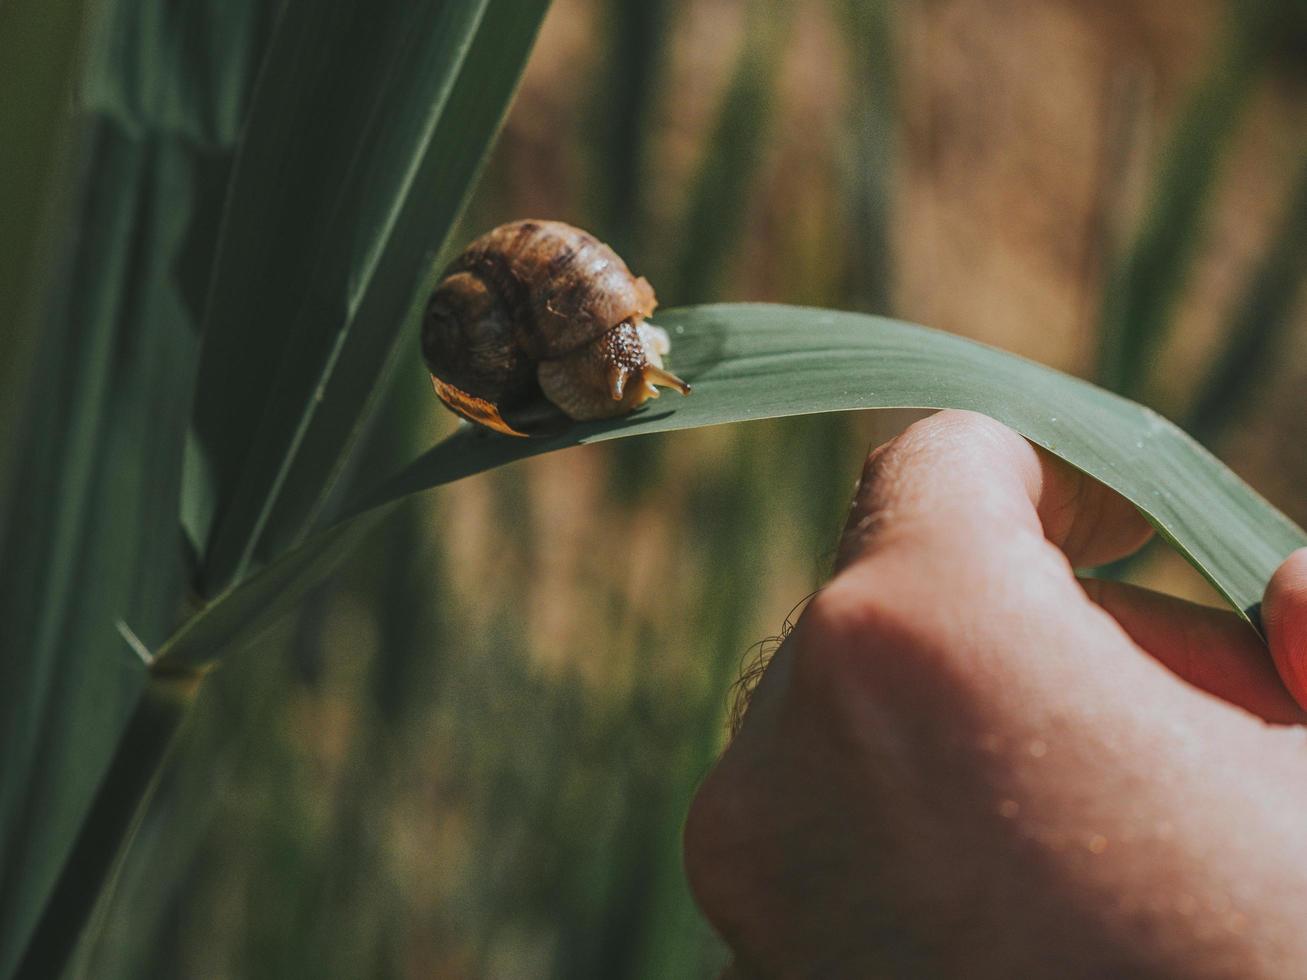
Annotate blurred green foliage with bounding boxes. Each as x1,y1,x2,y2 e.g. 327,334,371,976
0,2,279,973
3,0,1305,977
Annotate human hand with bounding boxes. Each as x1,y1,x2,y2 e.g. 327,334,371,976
684,411,1307,979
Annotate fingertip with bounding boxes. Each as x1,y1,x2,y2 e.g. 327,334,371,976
1031,449,1154,567
1264,548,1307,709
833,411,1045,576
834,410,1151,576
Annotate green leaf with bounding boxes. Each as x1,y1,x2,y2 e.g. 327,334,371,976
77,0,278,146
669,0,789,304
254,0,552,562
187,0,550,593
1184,150,1307,444
156,304,1306,671
1094,4,1272,397
0,127,157,980
3,3,550,971
838,0,895,313
0,2,280,975
154,506,396,672
0,0,95,497
12,675,199,980
591,0,672,260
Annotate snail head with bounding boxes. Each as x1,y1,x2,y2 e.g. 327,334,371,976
536,320,690,422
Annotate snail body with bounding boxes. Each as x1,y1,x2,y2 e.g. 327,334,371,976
421,220,690,436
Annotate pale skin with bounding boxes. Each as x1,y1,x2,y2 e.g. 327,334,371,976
684,410,1307,979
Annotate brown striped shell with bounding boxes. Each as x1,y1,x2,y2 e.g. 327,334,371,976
420,220,689,436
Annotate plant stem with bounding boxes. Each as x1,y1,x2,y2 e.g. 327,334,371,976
14,671,201,980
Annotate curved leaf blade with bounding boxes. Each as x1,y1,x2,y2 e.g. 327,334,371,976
252,0,551,563
0,0,280,969
186,0,514,592
157,304,1306,669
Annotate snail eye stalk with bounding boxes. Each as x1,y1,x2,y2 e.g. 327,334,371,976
644,365,691,397
608,365,628,401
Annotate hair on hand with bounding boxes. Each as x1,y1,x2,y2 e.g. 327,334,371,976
728,590,821,737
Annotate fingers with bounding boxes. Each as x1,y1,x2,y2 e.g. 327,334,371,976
834,411,1152,577
1080,577,1307,725
827,412,1307,726
1264,548,1307,709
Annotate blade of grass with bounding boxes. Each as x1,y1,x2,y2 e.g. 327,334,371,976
0,2,282,974
4,505,387,980
77,0,279,145
1094,2,1272,397
0,0,93,504
590,0,672,261
0,128,154,980
253,0,551,562
609,0,783,501
6,7,547,968
1,130,205,980
839,0,896,314
189,0,550,593
668,0,789,305
155,303,1306,673
186,0,485,586
12,674,200,980
1185,150,1307,444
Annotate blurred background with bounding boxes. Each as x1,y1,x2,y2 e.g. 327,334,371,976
61,0,1307,975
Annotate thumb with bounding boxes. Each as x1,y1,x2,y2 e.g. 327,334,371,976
1263,548,1307,710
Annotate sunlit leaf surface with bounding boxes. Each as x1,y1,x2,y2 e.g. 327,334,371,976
157,304,1307,669
188,0,550,592
0,3,277,975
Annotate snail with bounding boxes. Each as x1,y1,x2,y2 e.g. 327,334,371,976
421,220,690,436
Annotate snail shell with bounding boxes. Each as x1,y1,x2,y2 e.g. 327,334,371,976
420,220,690,436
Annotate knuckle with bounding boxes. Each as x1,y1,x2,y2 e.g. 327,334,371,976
802,577,910,649
1006,528,1078,580
790,575,934,698
805,537,1076,695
